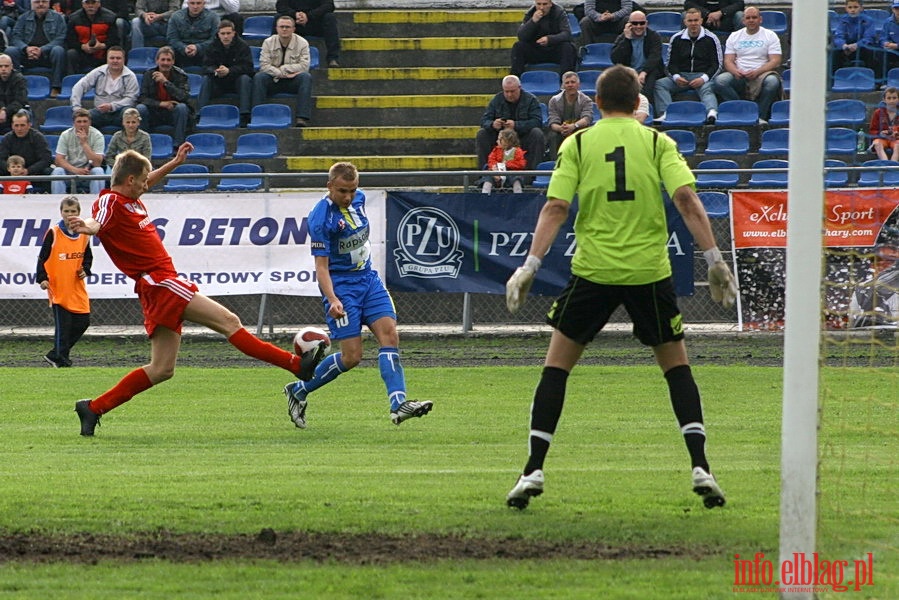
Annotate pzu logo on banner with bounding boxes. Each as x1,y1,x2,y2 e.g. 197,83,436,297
394,207,463,278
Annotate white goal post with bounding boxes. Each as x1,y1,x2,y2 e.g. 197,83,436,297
780,3,828,600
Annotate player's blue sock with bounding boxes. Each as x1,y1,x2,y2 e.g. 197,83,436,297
295,352,347,394
378,347,407,411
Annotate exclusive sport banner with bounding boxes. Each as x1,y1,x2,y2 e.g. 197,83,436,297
731,189,899,330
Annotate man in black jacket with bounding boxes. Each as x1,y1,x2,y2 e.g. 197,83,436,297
476,74,546,174
275,0,340,67
199,20,252,126
136,45,193,148
0,110,53,191
684,0,744,34
610,10,663,107
511,0,576,77
655,8,722,123
0,54,27,135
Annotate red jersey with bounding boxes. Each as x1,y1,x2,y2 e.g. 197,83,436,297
92,189,176,280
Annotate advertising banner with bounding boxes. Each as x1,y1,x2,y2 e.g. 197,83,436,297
730,189,899,330
385,192,695,297
1,192,387,300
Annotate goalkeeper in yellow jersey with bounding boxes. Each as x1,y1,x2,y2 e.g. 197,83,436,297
504,65,737,511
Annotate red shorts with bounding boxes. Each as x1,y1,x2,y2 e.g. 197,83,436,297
134,273,199,337
873,138,899,150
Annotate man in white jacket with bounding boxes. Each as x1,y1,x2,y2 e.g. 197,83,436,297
70,46,139,131
251,15,313,127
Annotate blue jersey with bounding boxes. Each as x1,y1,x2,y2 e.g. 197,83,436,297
307,189,373,274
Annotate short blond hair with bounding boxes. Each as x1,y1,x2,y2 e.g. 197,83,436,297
110,149,151,187
328,161,358,182
7,154,24,168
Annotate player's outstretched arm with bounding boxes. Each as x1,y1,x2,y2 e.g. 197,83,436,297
672,185,737,308
66,216,100,236
506,197,570,313
146,141,194,190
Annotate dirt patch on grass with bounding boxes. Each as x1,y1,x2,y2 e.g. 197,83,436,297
0,530,704,564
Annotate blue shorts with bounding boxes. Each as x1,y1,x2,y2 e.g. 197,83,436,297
324,270,396,341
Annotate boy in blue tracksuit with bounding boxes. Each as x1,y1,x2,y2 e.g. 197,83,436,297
832,0,877,73
282,161,433,430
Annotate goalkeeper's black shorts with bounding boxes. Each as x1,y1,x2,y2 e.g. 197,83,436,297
546,275,684,347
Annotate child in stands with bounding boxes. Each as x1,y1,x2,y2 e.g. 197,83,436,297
870,86,899,161
481,129,527,194
2,155,33,194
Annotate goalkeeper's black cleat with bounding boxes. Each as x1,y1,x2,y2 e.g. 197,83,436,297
296,344,326,381
74,399,101,437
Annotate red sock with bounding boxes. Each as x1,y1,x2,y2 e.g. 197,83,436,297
90,368,153,414
228,328,298,374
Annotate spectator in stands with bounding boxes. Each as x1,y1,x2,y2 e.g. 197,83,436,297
476,74,545,174
579,0,632,46
50,107,105,195
132,0,179,48
655,7,722,124
101,0,130,51
711,6,782,123
611,10,663,106
869,86,899,161
0,0,24,39
185,0,241,36
252,15,313,128
136,45,192,149
545,70,593,160
105,106,152,167
2,154,33,192
65,0,120,75
0,53,27,134
683,0,744,35
832,0,877,73
71,45,139,130
165,0,218,70
200,19,252,127
881,2,899,76
480,129,527,194
510,0,576,77
0,109,52,190
7,0,66,97
275,0,340,67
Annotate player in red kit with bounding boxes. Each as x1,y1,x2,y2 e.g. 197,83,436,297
67,144,316,437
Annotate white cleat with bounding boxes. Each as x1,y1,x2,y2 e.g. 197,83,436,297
692,467,726,508
390,400,433,425
506,469,544,510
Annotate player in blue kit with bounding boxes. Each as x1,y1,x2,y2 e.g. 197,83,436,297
283,161,434,428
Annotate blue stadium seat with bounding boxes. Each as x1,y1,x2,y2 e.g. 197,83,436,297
251,46,261,70
825,99,867,127
40,105,73,133
704,129,750,156
309,46,319,70
150,133,173,159
887,67,899,89
568,13,581,38
195,104,240,130
127,46,158,73
857,159,899,187
863,8,889,30
233,133,278,159
760,10,788,35
242,15,274,40
831,67,876,93
695,159,739,189
825,127,857,155
698,191,729,218
540,102,549,127
532,160,555,189
247,103,292,129
520,70,560,96
664,129,696,156
748,159,789,188
768,99,790,127
579,43,614,69
824,159,849,187
187,73,202,98
661,42,670,66
25,75,50,100
647,11,683,37
659,100,706,126
56,74,93,101
45,134,60,153
577,70,602,93
185,133,226,159
163,164,209,192
715,100,759,126
758,128,789,155
217,163,264,191
782,68,791,94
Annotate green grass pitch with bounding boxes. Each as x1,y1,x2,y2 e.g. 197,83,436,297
0,363,894,599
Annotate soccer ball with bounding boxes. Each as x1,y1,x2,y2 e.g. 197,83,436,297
293,326,331,357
